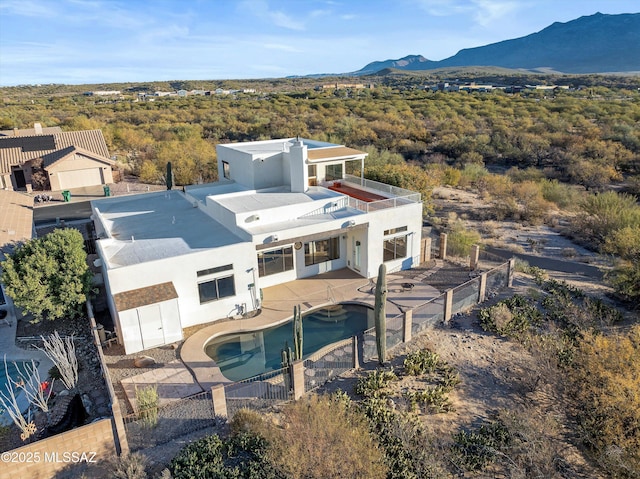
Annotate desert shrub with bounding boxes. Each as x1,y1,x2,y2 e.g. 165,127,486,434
457,163,489,189
135,385,159,428
170,433,278,479
539,178,580,209
569,326,640,477
478,295,542,338
355,368,398,397
479,173,512,200
265,395,387,479
441,166,461,186
506,166,545,183
112,453,148,479
403,386,453,413
451,420,511,471
360,397,448,479
446,220,481,257
574,191,640,246
403,349,441,375
603,226,640,303
229,408,267,437
453,409,567,478
513,181,552,224
48,365,62,380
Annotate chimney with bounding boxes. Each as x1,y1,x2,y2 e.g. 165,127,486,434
287,138,308,193
34,123,43,135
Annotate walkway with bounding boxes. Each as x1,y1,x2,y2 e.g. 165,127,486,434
181,268,439,390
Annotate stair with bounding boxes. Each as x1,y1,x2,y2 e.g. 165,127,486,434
309,304,349,323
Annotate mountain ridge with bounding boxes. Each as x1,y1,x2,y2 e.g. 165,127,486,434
350,13,640,76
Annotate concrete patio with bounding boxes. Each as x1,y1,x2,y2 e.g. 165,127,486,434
180,267,440,390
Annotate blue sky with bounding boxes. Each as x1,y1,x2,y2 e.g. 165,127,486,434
0,0,637,86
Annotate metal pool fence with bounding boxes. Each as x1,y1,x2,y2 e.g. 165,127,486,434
204,258,514,421
123,389,215,451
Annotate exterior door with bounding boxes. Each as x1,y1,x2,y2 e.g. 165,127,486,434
352,238,361,272
137,304,165,349
13,169,26,189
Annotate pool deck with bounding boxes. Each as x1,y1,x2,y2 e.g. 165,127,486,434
181,268,439,390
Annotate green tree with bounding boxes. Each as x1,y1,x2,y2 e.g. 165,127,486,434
1,229,92,322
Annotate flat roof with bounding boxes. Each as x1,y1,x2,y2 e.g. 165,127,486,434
213,186,339,214
217,138,342,156
185,181,249,203
94,190,244,267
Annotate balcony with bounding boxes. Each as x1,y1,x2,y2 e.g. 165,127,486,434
322,174,421,213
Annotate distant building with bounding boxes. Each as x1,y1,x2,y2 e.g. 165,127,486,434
0,123,114,191
84,91,121,96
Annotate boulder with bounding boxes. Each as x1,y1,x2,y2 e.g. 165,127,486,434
134,356,156,368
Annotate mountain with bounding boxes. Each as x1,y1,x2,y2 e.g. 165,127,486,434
351,13,640,75
355,55,433,76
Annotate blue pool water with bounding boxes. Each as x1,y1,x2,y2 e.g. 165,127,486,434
0,361,37,391
205,303,373,381
0,361,38,425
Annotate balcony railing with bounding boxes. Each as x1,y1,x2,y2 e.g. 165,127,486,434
321,174,421,213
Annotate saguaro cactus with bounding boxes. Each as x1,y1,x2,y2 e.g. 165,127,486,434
374,263,388,365
166,161,173,190
281,344,294,392
293,304,303,360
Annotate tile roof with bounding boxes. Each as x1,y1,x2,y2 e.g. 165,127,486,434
113,282,178,311
0,126,62,137
42,145,115,169
0,190,33,252
0,129,110,175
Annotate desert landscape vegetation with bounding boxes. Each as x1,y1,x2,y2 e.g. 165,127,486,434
1,70,639,478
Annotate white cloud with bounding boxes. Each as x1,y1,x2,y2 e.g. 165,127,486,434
472,0,521,26
0,0,56,17
239,0,305,31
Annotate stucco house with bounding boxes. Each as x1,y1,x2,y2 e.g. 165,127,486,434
91,138,423,354
0,123,114,191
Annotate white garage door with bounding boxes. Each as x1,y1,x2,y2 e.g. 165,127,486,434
58,168,103,189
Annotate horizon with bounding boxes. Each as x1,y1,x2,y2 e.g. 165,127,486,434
0,0,638,87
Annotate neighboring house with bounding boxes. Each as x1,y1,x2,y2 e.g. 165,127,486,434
0,123,115,191
91,138,423,354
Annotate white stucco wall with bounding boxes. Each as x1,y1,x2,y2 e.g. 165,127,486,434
102,241,257,331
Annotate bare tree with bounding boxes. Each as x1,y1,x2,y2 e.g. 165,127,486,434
36,331,78,390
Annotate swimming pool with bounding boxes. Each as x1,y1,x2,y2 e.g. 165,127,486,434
0,361,37,425
205,303,373,381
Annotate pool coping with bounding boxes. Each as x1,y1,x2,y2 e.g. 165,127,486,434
181,269,439,390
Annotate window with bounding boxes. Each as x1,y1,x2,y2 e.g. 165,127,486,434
384,226,407,236
326,164,343,181
383,235,408,262
198,275,235,304
305,237,340,266
308,165,317,186
222,161,230,179
257,247,294,277
197,264,233,277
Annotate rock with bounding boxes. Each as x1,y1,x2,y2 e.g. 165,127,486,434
81,393,93,415
134,356,156,368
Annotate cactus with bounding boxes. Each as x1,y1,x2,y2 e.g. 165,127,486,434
281,343,294,392
374,263,388,365
293,304,303,360
166,161,173,190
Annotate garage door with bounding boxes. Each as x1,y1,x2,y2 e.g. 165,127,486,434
58,168,103,189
